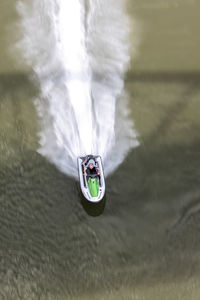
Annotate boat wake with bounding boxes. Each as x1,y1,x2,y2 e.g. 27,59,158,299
16,0,139,177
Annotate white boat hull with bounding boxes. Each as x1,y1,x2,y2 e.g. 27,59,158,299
77,155,106,203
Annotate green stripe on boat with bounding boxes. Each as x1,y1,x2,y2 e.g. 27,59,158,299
88,178,99,197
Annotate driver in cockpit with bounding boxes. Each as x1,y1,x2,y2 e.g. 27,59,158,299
82,158,100,176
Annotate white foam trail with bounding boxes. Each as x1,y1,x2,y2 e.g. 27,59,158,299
16,0,139,177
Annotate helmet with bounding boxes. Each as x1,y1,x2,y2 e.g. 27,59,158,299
88,159,95,165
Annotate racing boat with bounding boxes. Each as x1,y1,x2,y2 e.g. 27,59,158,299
77,155,105,203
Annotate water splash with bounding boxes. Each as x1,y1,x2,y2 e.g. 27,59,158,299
16,0,139,177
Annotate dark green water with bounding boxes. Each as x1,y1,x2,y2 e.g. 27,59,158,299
1,0,200,299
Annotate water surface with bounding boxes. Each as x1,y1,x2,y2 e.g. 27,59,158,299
0,0,200,299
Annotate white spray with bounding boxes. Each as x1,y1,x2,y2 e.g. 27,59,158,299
16,0,139,177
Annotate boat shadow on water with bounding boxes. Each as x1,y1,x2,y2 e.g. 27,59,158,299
80,188,106,217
